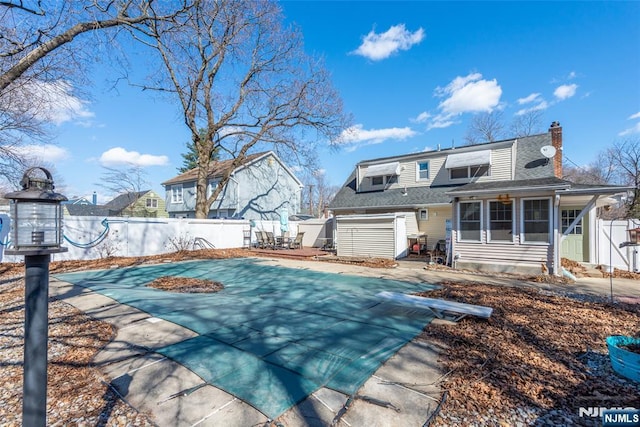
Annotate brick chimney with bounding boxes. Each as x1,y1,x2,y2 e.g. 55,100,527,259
549,121,562,178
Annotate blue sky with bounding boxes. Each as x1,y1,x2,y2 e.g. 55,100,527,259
24,1,640,202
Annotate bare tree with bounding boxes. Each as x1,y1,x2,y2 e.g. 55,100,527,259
300,169,340,217
604,138,640,218
97,165,149,202
509,109,544,137
464,111,505,145
0,1,191,186
465,109,545,145
133,1,349,218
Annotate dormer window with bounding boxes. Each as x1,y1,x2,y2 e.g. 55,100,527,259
371,176,384,186
450,165,490,179
416,161,429,181
445,150,491,180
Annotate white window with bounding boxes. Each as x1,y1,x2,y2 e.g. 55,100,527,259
488,201,513,242
521,198,551,243
561,209,583,234
371,176,384,186
417,161,429,180
419,209,429,221
458,201,482,241
171,185,183,203
146,198,158,208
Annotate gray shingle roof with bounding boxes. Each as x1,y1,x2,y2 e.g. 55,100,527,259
446,177,571,195
104,191,150,211
514,133,556,180
330,172,454,210
329,131,558,210
64,204,110,216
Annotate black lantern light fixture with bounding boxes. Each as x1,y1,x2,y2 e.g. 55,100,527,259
4,167,67,427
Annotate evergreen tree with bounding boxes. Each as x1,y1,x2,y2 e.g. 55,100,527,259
178,129,219,173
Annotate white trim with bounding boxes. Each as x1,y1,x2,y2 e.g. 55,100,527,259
520,197,552,245
487,199,515,243
457,200,483,242
419,209,429,221
170,185,183,204
416,160,430,181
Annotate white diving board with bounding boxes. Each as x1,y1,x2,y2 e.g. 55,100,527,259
377,291,493,322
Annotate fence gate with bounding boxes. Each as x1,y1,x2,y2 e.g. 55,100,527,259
597,219,640,272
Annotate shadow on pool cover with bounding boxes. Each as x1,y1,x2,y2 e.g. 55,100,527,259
56,258,436,418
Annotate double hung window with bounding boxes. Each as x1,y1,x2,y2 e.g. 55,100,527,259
459,201,482,241
522,198,551,243
488,201,513,242
171,185,183,204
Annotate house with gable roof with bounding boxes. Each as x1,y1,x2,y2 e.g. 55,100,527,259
63,190,167,218
162,151,304,220
330,122,632,275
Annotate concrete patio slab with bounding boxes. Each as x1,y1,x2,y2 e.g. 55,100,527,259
277,388,349,426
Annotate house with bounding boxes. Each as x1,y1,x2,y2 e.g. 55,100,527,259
161,151,304,220
330,122,631,274
64,190,168,218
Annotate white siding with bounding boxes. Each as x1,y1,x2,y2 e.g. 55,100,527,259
336,214,405,259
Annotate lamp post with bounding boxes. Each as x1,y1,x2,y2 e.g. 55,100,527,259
4,167,67,427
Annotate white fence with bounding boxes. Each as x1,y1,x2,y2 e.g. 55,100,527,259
596,219,640,272
0,216,299,263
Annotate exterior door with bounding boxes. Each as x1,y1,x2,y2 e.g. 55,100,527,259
560,208,587,262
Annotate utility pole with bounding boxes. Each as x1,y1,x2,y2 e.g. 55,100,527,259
308,184,314,216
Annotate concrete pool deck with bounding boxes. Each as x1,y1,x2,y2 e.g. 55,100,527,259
50,257,639,426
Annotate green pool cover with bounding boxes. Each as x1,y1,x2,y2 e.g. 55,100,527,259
56,258,437,418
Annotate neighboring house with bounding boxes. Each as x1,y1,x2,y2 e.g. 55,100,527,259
330,122,631,274
161,151,304,221
64,190,168,218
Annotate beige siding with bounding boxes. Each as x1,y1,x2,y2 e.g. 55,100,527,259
358,144,514,191
336,218,395,259
417,206,451,248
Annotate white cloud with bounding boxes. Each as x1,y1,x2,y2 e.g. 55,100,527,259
517,93,542,105
352,24,424,61
27,80,94,125
629,112,640,120
554,84,578,100
99,147,169,167
436,73,502,115
11,144,70,162
336,124,417,151
619,122,640,136
426,117,456,130
567,71,577,79
515,100,549,116
411,111,431,123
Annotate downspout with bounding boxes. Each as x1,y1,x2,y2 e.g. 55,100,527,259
228,174,239,217
553,194,560,276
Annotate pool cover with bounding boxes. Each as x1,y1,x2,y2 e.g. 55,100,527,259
56,258,437,418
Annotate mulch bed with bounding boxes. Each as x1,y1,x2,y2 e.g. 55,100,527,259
147,276,223,293
418,281,640,425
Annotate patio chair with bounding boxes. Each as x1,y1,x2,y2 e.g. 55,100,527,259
427,239,447,264
289,232,305,249
265,231,277,249
254,230,266,248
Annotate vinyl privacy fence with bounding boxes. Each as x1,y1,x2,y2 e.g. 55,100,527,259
0,215,298,263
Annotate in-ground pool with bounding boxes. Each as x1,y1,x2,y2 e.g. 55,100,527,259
56,258,437,418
